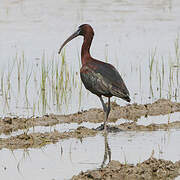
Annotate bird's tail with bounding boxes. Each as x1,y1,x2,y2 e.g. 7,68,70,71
110,87,131,102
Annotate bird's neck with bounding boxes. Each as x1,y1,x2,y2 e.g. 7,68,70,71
81,35,93,65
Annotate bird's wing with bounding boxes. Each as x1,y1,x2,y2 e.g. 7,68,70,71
94,62,130,101
80,61,130,102
80,65,111,97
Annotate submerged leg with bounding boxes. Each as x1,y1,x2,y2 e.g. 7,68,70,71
99,96,111,132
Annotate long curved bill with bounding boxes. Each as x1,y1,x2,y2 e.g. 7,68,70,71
58,29,80,54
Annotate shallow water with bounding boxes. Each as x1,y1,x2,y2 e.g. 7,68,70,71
0,0,180,116
116,111,180,126
0,129,180,180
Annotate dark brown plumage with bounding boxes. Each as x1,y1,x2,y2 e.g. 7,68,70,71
58,24,130,132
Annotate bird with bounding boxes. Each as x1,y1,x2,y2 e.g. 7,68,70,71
58,24,130,132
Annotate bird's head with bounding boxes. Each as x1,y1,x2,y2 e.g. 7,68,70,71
58,24,94,54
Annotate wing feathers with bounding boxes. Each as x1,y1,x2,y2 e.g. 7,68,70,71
80,61,130,102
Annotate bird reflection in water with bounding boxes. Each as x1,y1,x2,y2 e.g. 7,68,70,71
101,132,111,168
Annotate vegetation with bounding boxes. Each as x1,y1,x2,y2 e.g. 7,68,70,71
0,38,179,117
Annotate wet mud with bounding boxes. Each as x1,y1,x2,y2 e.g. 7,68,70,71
0,127,98,150
72,157,180,180
0,99,180,150
0,99,180,135
0,120,180,150
0,99,180,179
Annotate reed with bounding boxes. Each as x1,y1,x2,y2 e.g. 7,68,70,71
0,36,179,117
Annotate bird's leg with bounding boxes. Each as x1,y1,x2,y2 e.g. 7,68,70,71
99,96,111,132
99,96,107,131
107,97,111,119
99,96,107,113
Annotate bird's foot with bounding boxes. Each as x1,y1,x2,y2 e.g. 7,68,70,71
94,124,122,133
95,124,105,131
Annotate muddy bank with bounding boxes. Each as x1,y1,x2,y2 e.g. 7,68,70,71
67,99,180,124
72,157,180,180
116,121,180,131
0,99,180,135
1,120,180,150
0,127,98,150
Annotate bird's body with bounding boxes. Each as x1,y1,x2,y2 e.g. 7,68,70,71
58,24,130,132
80,59,130,101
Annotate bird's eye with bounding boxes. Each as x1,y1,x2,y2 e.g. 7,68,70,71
78,25,83,29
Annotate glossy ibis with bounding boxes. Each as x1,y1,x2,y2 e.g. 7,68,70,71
58,24,130,132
